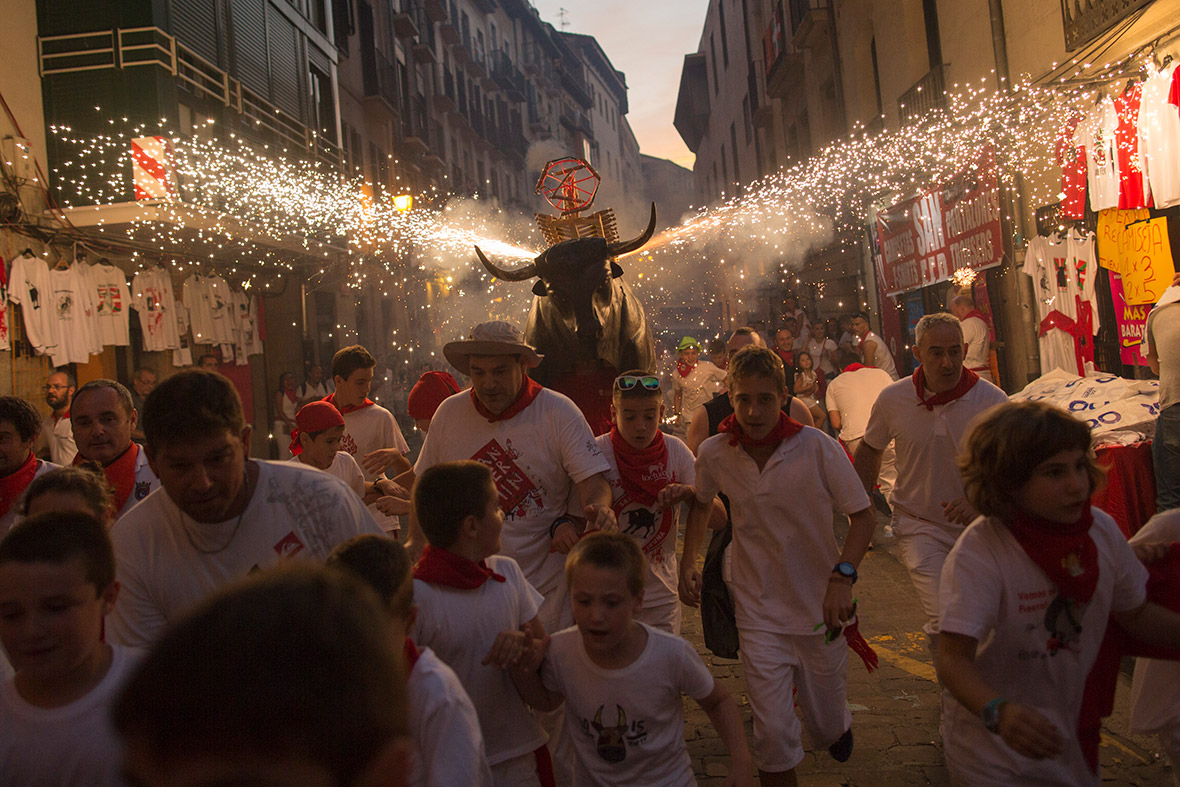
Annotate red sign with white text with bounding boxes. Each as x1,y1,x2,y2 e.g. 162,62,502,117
876,151,1004,296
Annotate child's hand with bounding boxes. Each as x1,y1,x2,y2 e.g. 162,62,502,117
657,483,694,509
941,497,977,526
678,562,702,607
482,629,528,670
1132,541,1171,564
997,702,1062,760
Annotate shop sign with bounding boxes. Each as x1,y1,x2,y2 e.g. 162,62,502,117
1096,210,1176,306
875,150,1003,297
1108,272,1151,366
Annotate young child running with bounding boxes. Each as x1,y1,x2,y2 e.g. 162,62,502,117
512,530,755,786
328,534,493,787
0,511,140,785
937,400,1180,786
594,371,702,634
410,460,551,787
680,345,877,786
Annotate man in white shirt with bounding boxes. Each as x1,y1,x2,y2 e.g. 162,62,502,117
853,314,1009,652
297,363,333,406
39,370,77,465
825,362,896,501
70,380,160,521
129,367,156,443
106,370,382,648
850,312,899,380
950,294,993,383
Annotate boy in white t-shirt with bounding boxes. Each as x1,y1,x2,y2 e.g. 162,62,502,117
680,346,877,786
512,531,755,787
329,534,493,787
288,400,368,498
0,511,140,786
937,401,1180,786
410,461,551,787
594,371,722,634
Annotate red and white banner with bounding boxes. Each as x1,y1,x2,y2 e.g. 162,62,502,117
130,137,176,200
876,149,1004,296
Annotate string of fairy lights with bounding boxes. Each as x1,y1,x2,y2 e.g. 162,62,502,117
38,52,1167,359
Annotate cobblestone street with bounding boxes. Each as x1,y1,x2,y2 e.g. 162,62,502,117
680,516,1177,786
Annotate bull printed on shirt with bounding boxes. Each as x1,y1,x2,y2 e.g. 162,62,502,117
580,704,647,763
470,438,542,517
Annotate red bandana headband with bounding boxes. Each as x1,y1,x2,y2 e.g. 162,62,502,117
290,401,346,456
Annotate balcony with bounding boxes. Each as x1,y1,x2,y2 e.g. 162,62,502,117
409,2,437,63
898,64,947,124
788,0,830,50
749,60,773,128
491,50,526,102
471,0,495,11
765,48,804,100
467,39,489,81
558,61,592,109
439,17,460,45
559,106,587,135
392,10,418,39
423,0,447,22
362,47,402,114
1061,0,1153,50
403,93,430,154
433,68,457,112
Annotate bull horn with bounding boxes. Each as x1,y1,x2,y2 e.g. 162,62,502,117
607,203,657,257
475,246,537,281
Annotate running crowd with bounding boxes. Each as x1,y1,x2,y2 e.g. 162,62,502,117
0,304,1179,787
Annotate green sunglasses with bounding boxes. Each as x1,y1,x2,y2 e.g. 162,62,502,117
615,375,661,391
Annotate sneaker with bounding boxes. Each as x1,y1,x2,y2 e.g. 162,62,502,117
828,728,853,762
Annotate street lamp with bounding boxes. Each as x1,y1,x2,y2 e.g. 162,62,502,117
393,194,413,212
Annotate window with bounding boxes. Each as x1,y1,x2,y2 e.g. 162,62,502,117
718,0,729,67
871,36,884,116
729,121,740,187
742,94,752,143
309,65,336,142
720,143,728,186
709,34,719,95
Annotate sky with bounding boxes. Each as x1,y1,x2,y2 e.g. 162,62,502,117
529,0,707,169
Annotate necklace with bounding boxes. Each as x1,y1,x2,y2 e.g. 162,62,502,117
181,466,252,555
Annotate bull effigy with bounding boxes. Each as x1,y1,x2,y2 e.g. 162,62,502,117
474,158,657,434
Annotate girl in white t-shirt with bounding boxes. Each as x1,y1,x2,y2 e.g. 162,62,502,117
511,531,755,787
793,352,827,429
937,401,1180,786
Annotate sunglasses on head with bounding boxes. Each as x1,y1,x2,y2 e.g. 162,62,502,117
614,375,661,392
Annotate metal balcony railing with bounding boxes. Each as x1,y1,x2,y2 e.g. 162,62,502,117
362,48,401,112
898,63,947,124
1061,0,1153,50
491,50,525,102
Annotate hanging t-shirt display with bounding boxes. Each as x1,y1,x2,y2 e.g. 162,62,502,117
1139,63,1180,209
182,274,235,350
131,267,180,352
47,267,99,366
1057,113,1088,219
229,289,262,364
1113,82,1150,209
173,299,193,367
8,255,57,358
0,258,10,352
84,261,132,347
1078,98,1120,212
1024,232,1100,376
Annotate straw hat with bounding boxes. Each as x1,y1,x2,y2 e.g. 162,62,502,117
443,321,543,375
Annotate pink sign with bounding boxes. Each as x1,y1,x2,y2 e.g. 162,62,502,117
1109,273,1150,366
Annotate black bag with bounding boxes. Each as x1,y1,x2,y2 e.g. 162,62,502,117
700,521,740,659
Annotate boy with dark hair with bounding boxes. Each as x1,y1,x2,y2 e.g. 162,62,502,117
681,345,877,786
108,370,381,648
410,461,550,787
327,344,410,535
512,531,755,786
113,565,410,787
0,511,137,785
329,534,493,787
289,400,367,498
0,396,56,533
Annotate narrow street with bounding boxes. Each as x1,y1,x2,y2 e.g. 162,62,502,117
680,515,1176,786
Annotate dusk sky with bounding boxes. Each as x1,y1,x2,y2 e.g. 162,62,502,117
530,0,707,170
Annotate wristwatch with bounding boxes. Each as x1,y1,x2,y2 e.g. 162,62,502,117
981,697,1008,734
831,561,858,584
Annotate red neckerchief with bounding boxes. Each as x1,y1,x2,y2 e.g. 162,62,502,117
609,427,668,508
842,620,879,674
76,443,140,513
913,367,980,411
471,376,543,423
404,637,421,672
1005,506,1099,605
676,359,695,378
323,392,375,415
963,308,989,324
0,453,38,519
284,389,297,403
52,410,70,424
842,362,869,373
413,545,506,589
718,411,804,448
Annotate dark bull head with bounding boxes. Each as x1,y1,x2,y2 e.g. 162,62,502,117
474,204,657,383
590,704,629,763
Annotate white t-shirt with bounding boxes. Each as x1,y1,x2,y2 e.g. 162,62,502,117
541,623,714,786
1128,509,1180,734
939,510,1148,786
0,458,56,534
695,427,870,634
41,414,78,466
287,451,366,498
824,366,893,442
863,375,1008,535
961,315,990,372
595,433,694,609
415,389,610,596
7,256,56,357
299,380,332,402
339,402,410,532
805,337,839,377
229,289,263,361
1139,63,1180,209
173,299,192,367
47,267,99,365
107,460,382,648
1077,98,1121,212
0,644,141,787
408,644,494,787
181,274,235,346
673,361,727,417
84,262,132,347
412,555,546,765
131,267,180,351
859,330,898,380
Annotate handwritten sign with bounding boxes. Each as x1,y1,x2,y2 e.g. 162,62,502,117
1109,273,1150,366
1097,211,1175,305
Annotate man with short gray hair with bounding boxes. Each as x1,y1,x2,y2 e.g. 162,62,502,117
949,293,993,383
854,313,1008,650
71,378,160,519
